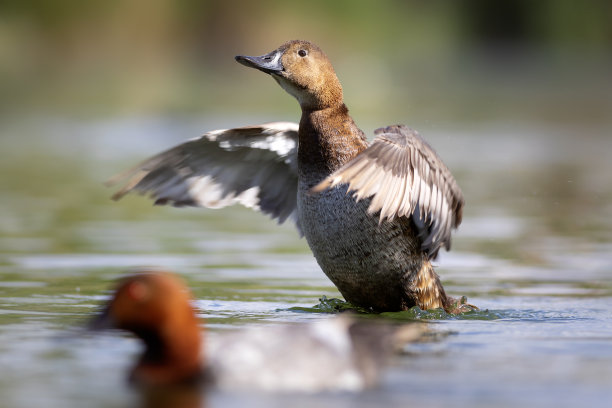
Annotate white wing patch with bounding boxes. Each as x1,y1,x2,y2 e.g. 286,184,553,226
183,175,261,209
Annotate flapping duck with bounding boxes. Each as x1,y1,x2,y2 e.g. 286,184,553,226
108,40,471,313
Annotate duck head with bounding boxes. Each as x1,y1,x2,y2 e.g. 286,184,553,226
236,40,344,110
89,270,203,386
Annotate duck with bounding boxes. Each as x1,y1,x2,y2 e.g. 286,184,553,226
88,270,425,391
107,40,471,313
88,270,203,386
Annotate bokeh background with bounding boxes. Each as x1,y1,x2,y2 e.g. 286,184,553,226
2,0,611,123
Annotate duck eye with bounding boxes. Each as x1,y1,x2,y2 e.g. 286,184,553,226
298,49,308,57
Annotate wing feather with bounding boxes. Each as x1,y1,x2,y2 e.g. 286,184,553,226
312,125,464,258
107,122,302,232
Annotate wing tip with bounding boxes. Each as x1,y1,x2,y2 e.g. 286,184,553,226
310,179,332,194
110,191,126,201
106,170,148,201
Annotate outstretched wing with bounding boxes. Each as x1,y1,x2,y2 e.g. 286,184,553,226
107,122,301,232
312,125,463,257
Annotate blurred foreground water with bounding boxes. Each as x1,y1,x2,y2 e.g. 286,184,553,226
0,116,611,408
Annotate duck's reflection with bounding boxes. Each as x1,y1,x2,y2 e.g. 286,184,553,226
137,385,205,408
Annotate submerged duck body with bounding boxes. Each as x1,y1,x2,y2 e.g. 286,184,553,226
90,271,423,391
109,40,468,313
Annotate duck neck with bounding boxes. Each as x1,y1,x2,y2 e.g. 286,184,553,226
298,103,368,178
131,317,203,386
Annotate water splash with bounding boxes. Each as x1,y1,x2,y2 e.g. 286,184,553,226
381,307,504,321
287,296,369,314
288,296,504,320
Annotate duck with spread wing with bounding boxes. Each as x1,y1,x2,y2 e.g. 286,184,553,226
108,40,472,313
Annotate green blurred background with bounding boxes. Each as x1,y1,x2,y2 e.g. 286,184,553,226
1,0,611,126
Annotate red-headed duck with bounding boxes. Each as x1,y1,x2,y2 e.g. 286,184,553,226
108,40,472,313
89,271,203,386
89,270,425,392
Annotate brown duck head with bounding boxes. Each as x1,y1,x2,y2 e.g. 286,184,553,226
236,40,344,110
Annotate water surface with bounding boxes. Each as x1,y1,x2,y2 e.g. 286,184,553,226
1,117,611,408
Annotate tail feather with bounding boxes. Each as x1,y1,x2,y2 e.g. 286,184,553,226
412,260,449,311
